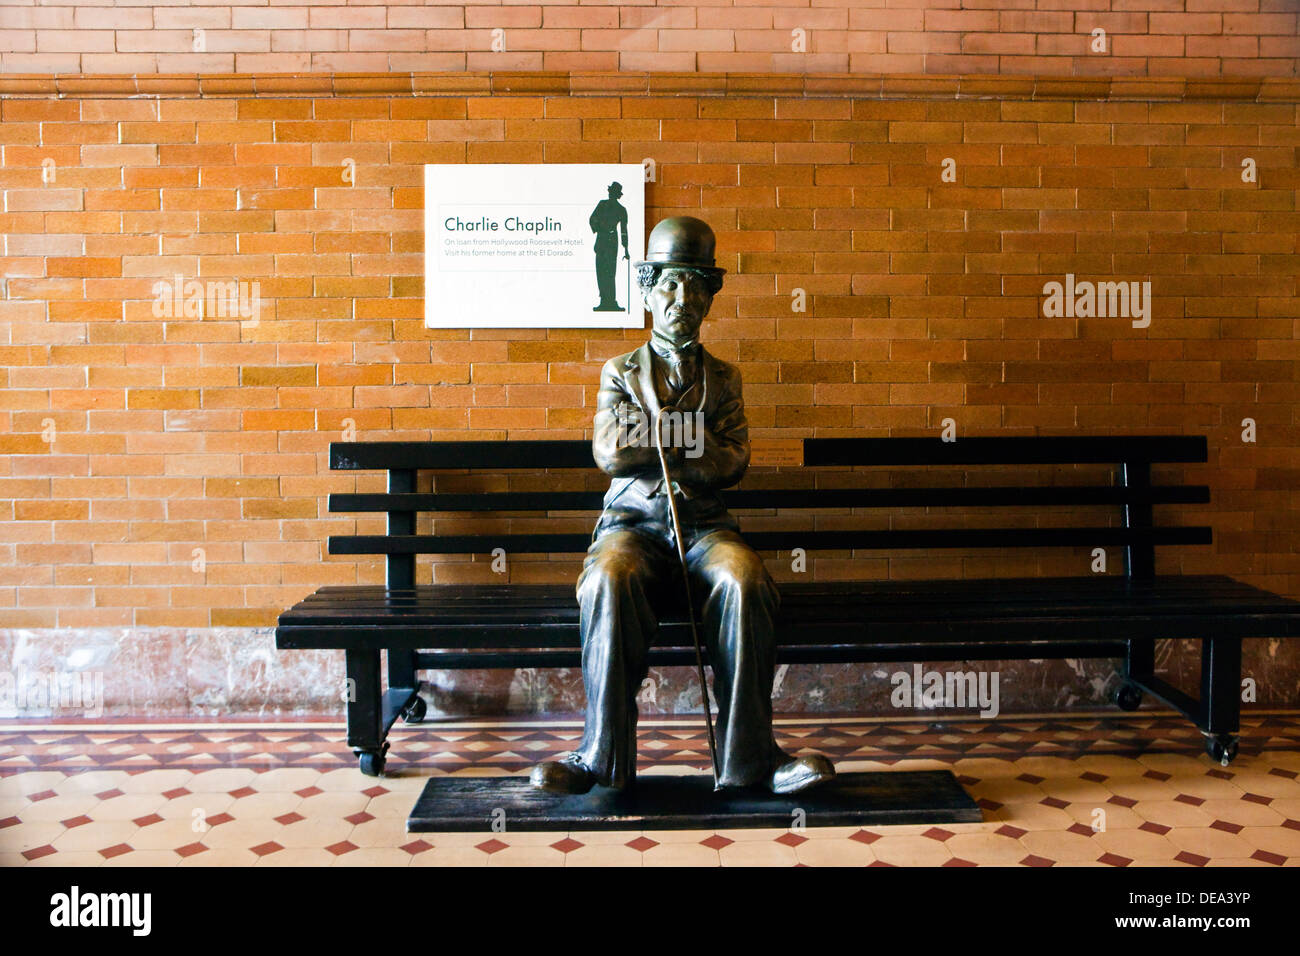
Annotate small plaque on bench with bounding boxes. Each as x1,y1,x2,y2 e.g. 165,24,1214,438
749,438,804,468
408,770,980,832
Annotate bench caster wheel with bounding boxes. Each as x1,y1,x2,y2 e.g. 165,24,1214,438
1114,682,1143,712
402,695,427,724
357,746,388,777
1207,736,1238,767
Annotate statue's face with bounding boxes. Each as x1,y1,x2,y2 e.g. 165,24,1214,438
645,268,713,346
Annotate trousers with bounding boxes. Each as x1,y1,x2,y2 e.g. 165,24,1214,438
572,523,784,789
594,232,619,306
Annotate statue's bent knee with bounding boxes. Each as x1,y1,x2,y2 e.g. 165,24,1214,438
580,550,646,598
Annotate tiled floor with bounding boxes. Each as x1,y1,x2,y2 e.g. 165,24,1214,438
2,712,1299,866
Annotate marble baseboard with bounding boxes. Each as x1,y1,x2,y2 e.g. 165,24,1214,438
0,627,1294,719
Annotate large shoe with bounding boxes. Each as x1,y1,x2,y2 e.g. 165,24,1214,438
529,752,597,794
770,754,835,795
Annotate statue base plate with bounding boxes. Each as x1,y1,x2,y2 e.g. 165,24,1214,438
407,770,980,832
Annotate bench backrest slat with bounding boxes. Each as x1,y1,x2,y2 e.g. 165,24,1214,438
805,435,1207,466
333,440,593,471
330,485,1209,514
331,526,1212,557
330,435,1208,472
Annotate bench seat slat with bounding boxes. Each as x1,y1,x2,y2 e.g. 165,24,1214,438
297,587,1268,607
402,642,1137,668
277,614,1300,652
282,613,1300,634
292,576,1283,613
278,576,1300,634
302,574,1261,597
290,587,1289,616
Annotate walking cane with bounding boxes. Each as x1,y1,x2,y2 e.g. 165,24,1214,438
652,406,722,790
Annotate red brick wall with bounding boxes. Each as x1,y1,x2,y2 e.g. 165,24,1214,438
1,77,1297,638
1,2,1297,77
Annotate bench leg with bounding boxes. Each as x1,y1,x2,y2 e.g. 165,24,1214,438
388,648,426,723
346,649,388,776
1200,636,1241,766
1119,636,1242,767
1115,638,1154,711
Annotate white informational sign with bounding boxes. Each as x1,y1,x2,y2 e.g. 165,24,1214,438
424,164,645,328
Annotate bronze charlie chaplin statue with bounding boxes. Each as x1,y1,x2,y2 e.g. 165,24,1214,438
530,216,836,796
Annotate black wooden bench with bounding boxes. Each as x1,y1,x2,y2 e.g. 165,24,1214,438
275,435,1300,776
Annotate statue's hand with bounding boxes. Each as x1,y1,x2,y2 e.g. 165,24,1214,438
614,400,643,426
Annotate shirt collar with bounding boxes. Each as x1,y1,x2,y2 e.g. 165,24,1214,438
649,330,700,362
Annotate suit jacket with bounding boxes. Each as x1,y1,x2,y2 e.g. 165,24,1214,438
590,342,750,543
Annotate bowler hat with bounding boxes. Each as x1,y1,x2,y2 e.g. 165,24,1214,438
608,182,623,197
634,216,726,275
